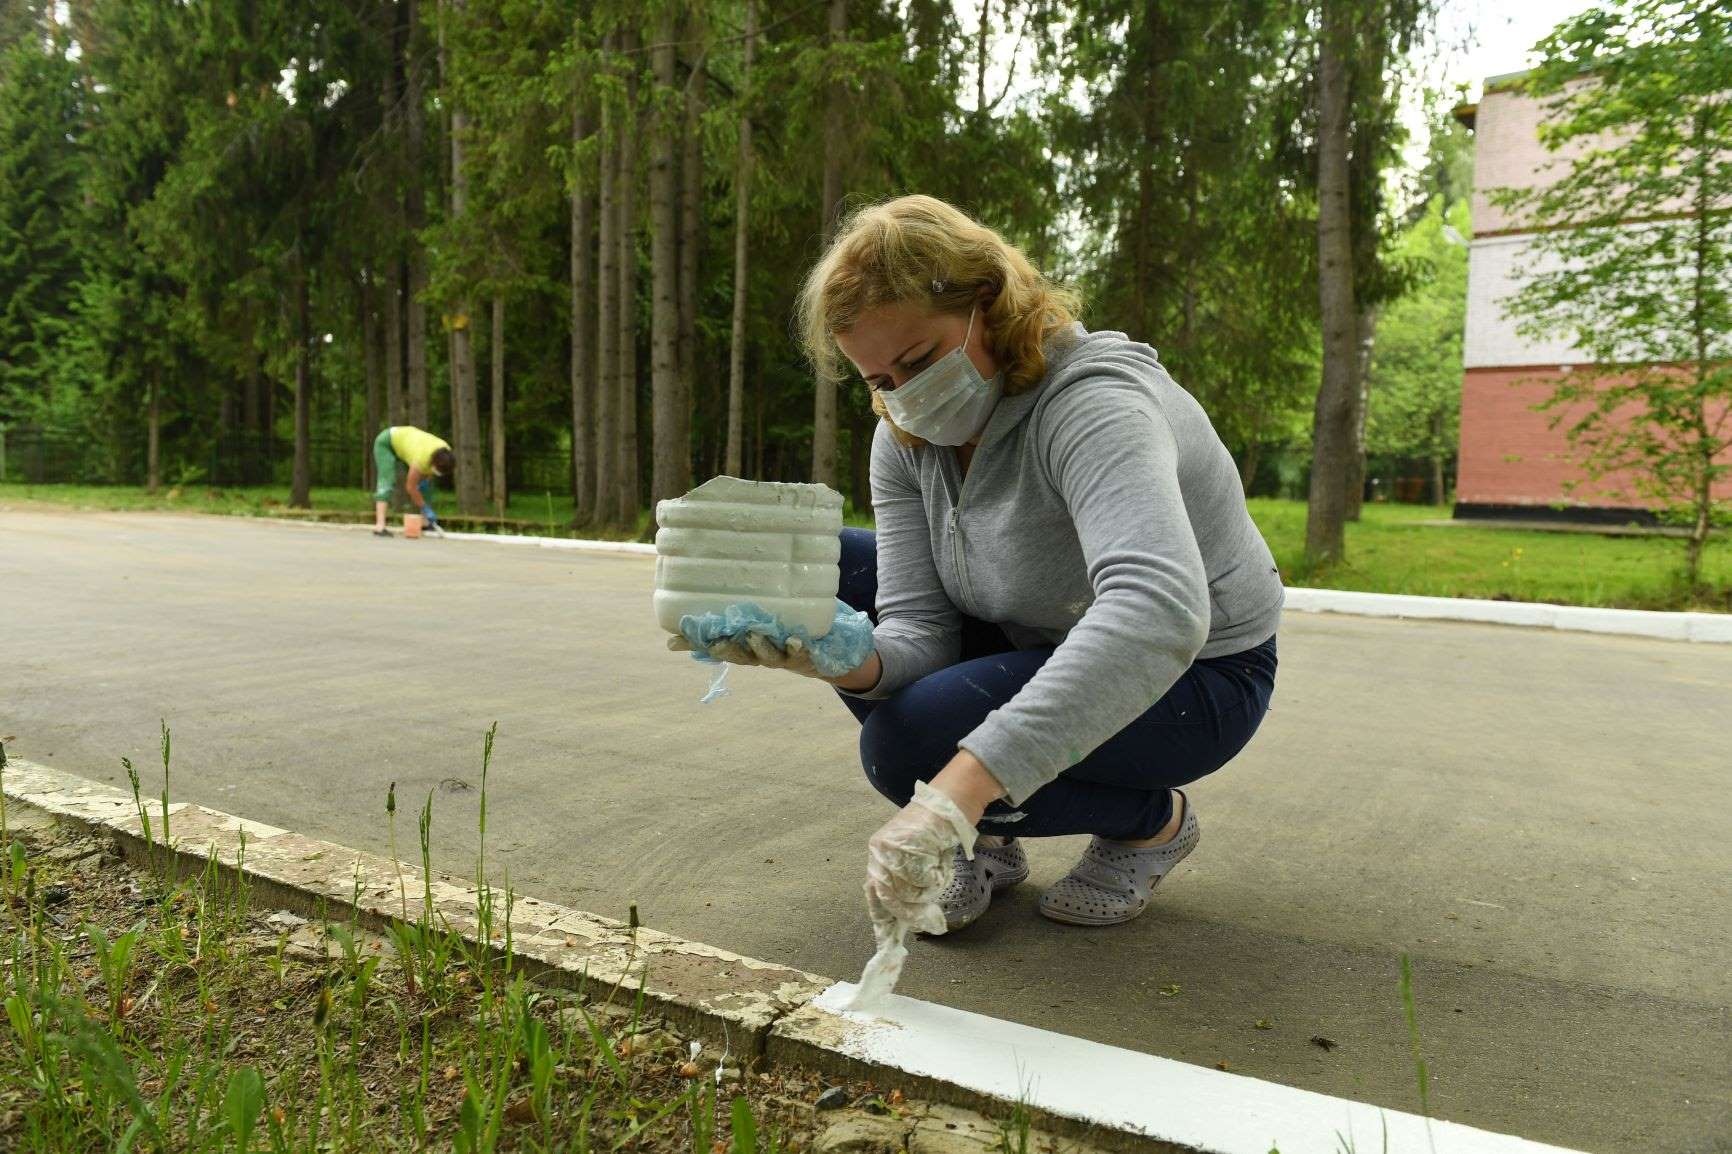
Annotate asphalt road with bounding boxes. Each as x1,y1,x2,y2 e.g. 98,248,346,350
3,508,1728,1153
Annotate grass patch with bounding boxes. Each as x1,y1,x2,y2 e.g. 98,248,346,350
0,730,1045,1153
0,483,880,541
1247,500,1731,612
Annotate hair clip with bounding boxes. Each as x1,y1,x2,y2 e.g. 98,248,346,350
931,278,947,294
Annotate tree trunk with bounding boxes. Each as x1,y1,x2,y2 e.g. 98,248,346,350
1239,442,1262,496
1686,114,1714,592
386,260,406,424
219,380,235,441
259,356,273,472
445,6,484,516
594,33,620,526
448,326,460,479
380,57,405,433
146,370,160,494
571,98,596,526
490,294,506,515
243,347,261,459
725,0,755,478
1345,304,1375,520
291,249,312,509
616,26,641,528
364,280,384,491
1132,10,1161,338
649,12,684,508
1434,407,1447,502
975,0,989,117
812,0,847,489
404,0,430,429
1304,0,1356,567
1343,17,1389,524
678,14,704,489
847,403,871,518
753,382,764,480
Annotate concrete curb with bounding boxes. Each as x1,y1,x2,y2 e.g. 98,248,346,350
1280,585,1732,643
0,758,826,1053
439,529,658,556
4,758,1586,1154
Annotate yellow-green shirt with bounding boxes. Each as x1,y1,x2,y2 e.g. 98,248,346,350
388,426,450,474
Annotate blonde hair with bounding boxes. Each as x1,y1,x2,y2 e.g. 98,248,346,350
796,195,1080,439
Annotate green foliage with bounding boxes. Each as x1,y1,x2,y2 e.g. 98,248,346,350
1496,1,1732,582
0,6,85,425
0,0,1481,515
1365,198,1467,464
1050,1,1322,463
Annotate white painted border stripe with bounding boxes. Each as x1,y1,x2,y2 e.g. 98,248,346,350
437,529,658,555
1282,586,1732,644
806,984,1586,1154
291,520,1732,644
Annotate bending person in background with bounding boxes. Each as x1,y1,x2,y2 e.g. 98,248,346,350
372,425,455,537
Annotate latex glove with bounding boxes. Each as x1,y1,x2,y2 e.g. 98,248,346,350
666,600,874,679
864,780,977,940
666,631,822,677
420,504,438,524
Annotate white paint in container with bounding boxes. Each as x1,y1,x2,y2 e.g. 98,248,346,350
653,476,845,639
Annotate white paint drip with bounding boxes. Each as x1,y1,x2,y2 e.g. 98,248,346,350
842,928,908,1015
699,662,733,704
806,984,1587,1154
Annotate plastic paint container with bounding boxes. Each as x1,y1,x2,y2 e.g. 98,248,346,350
653,476,844,638
403,513,425,539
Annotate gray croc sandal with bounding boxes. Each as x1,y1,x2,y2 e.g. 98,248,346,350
1038,791,1199,927
937,838,1030,933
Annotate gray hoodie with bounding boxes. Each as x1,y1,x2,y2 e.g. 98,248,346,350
850,325,1284,807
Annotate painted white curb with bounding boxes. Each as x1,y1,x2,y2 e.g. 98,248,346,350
438,529,657,555
1282,586,1732,644
797,984,1587,1154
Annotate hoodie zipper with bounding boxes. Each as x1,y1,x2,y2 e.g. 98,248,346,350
946,452,975,613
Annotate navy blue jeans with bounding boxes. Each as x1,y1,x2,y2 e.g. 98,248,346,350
837,528,1277,841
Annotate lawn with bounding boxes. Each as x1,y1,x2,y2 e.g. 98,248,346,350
1246,499,1731,613
2,482,1725,612
0,480,616,535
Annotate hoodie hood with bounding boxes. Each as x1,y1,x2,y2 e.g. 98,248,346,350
975,325,1159,450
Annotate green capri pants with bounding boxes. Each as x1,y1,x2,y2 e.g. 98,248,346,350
371,429,401,502
371,429,433,505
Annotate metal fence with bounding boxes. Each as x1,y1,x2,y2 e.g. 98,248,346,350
0,423,1451,505
1239,446,1454,505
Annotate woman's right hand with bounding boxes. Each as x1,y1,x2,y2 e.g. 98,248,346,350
667,600,876,681
666,633,881,689
666,631,828,677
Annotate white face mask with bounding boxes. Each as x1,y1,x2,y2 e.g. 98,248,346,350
878,307,1003,447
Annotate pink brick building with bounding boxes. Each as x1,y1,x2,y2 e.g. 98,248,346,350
1454,76,1731,521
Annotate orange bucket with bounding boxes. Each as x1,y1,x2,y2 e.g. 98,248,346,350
403,513,424,539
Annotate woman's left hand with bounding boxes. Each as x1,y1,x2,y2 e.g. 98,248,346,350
864,779,978,938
